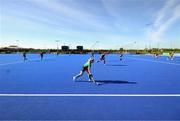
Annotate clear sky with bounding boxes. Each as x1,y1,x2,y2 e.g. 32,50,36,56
0,0,180,49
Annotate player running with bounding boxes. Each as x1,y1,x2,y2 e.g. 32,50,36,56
153,53,159,59
97,53,106,65
91,52,94,57
73,58,100,85
23,52,27,62
40,52,44,61
119,52,124,61
168,52,174,60
57,52,59,56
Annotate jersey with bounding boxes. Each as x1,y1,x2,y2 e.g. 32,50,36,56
82,61,91,71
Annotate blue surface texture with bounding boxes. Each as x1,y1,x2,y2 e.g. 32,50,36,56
0,54,180,120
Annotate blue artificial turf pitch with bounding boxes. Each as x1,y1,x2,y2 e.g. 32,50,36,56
0,54,180,120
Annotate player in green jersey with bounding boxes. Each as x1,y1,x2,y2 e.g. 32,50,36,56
73,58,100,85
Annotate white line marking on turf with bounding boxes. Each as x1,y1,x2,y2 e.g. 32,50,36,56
0,94,180,97
128,57,180,66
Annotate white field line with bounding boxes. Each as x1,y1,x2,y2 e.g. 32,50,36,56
0,57,56,66
0,94,180,97
127,57,180,66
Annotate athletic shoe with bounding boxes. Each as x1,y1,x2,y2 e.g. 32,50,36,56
73,76,76,81
96,82,101,86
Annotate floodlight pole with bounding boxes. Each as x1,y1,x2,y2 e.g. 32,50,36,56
16,40,20,47
55,40,60,53
91,41,99,50
91,41,99,54
171,39,173,50
157,42,159,50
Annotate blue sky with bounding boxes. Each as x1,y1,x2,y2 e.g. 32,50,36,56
0,0,180,49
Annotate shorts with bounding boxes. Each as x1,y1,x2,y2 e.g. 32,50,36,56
100,56,105,60
81,66,88,72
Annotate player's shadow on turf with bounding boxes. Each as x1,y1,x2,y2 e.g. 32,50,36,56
76,80,137,85
107,60,120,62
107,60,135,63
96,80,137,85
105,64,128,66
